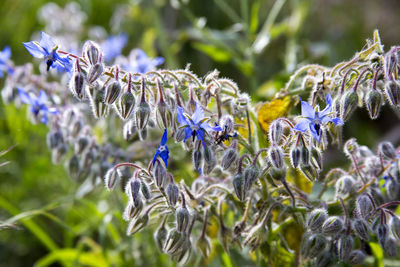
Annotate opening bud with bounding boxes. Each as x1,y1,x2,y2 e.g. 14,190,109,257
122,201,142,221
365,89,382,119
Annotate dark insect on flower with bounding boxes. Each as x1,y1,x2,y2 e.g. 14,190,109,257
23,32,72,73
152,129,169,167
215,125,237,145
18,88,58,124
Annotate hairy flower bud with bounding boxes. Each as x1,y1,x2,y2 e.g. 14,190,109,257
322,216,344,236
104,168,119,191
46,130,64,149
52,143,68,164
337,235,354,261
348,250,366,265
268,120,283,144
384,237,398,257
80,149,95,169
365,89,382,119
385,80,400,107
135,101,151,130
202,145,214,166
140,181,152,200
90,89,108,119
289,146,301,168
302,233,326,258
127,178,141,204
175,128,186,142
221,147,238,170
164,229,184,254
154,221,168,252
233,173,246,201
123,120,137,141
243,221,268,251
386,178,399,200
176,206,190,232
69,71,85,100
307,209,327,231
356,194,374,219
204,155,217,175
196,235,211,258
83,41,101,65
340,90,358,121
67,154,80,179
87,63,104,84
244,165,260,191
315,251,335,267
378,141,396,159
377,223,389,248
352,218,371,241
70,119,83,138
116,91,135,120
192,149,202,171
104,80,121,105
335,175,355,196
166,181,179,207
310,147,323,171
300,147,310,167
127,213,149,236
122,201,142,221
138,128,147,141
153,161,166,188
390,216,400,240
268,145,284,169
269,166,286,181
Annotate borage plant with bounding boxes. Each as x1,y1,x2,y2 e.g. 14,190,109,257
3,27,400,266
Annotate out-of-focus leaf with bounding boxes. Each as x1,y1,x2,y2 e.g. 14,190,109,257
369,242,384,267
250,1,260,35
34,249,108,267
192,42,231,63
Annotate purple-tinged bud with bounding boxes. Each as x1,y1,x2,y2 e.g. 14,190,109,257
166,181,179,207
46,130,64,149
74,136,89,154
377,223,389,248
127,213,149,236
67,154,80,179
83,41,101,65
378,141,396,159
365,89,382,119
221,147,238,170
343,138,359,157
268,145,284,169
153,161,166,188
306,209,327,231
202,145,215,166
136,101,151,130
348,250,366,265
127,178,141,204
268,120,283,144
154,220,168,252
164,229,184,254
123,120,137,141
69,71,85,100
176,206,190,232
91,89,108,119
289,146,301,168
52,143,68,164
302,233,326,258
70,119,83,138
244,165,260,191
104,168,119,191
122,202,142,221
116,91,135,120
233,173,246,201
87,63,104,84
310,147,323,171
80,149,95,169
337,235,354,261
141,181,152,200
384,237,398,257
352,218,370,241
390,216,400,240
386,179,399,200
356,194,374,219
340,90,358,121
322,216,344,236
175,128,186,142
204,155,217,174
315,251,335,267
335,175,355,196
300,147,310,167
384,80,400,107
200,87,212,106
192,150,202,171
104,80,121,105
269,166,286,181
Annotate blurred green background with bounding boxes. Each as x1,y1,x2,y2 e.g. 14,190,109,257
1,0,400,266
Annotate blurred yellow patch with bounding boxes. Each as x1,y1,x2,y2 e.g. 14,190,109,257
257,96,293,133
287,168,312,194
235,116,250,140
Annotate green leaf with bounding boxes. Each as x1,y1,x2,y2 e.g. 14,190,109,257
369,242,384,267
250,1,260,35
192,42,231,62
34,249,108,267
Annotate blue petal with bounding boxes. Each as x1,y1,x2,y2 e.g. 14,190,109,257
330,117,344,125
160,150,169,167
201,122,222,133
161,128,168,145
18,88,33,105
177,107,189,126
183,127,192,142
301,100,315,119
0,46,11,62
152,150,161,166
152,57,164,67
309,122,321,142
293,119,309,132
41,112,49,124
39,32,55,52
192,103,205,124
196,129,205,143
320,94,333,117
48,107,59,114
23,42,45,58
37,90,48,104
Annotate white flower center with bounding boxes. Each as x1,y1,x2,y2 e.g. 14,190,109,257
158,145,166,152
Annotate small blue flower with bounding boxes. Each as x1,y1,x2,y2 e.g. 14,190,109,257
177,102,222,146
293,93,343,142
18,88,58,124
123,49,164,74
0,46,13,77
153,128,169,167
382,175,391,188
23,32,72,73
101,33,128,62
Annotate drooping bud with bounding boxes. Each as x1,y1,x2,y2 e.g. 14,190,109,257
268,145,284,169
365,89,382,119
268,166,286,181
221,146,238,170
352,218,371,241
135,78,151,130
386,178,399,200
268,120,284,144
310,147,323,171
83,41,101,65
192,149,202,171
127,178,141,205
116,91,135,120
356,194,374,219
156,79,172,129
335,175,355,196
204,155,217,174
306,209,327,231
52,143,68,164
348,250,366,265
154,219,168,252
67,154,80,179
90,89,108,119
343,138,359,157
384,237,398,257
140,181,152,200
390,216,400,240
123,120,137,141
80,149,95,169
127,213,149,236
340,90,359,121
378,141,397,159
337,235,354,261
104,168,119,191
153,161,166,188
302,233,326,258
233,173,246,201
176,206,190,232
69,60,85,100
244,165,260,191
377,223,389,248
315,251,335,267
164,229,184,254
70,119,83,138
166,181,179,207
202,145,215,166
104,80,121,105
46,130,64,149
321,216,344,236
300,146,310,167
175,128,186,142
243,221,268,251
384,80,400,107
74,136,89,154
289,146,301,168
87,63,104,84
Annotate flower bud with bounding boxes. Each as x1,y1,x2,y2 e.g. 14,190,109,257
300,147,310,167
378,141,396,159
385,80,400,107
127,178,141,204
269,166,286,181
153,161,166,188
123,120,137,141
69,71,85,100
104,80,121,104
377,223,389,248
348,250,366,265
352,218,370,241
343,138,358,156
140,181,152,200
243,221,267,251
104,168,119,190
337,235,354,261
221,147,238,170
356,194,373,219
289,146,301,168
80,149,95,169
87,63,104,84
52,143,68,164
335,175,355,196
176,206,190,232
116,91,135,120
310,147,323,171
365,89,382,119
268,120,283,144
315,251,335,267
204,155,217,174
340,90,358,121
127,213,149,236
154,221,168,252
322,216,344,236
302,233,326,258
90,89,108,119
384,237,398,257
83,41,101,65
166,181,179,207
300,165,318,182
175,128,186,142
244,165,260,191
233,173,246,201
196,235,211,258
191,149,202,171
74,136,89,154
202,145,214,165
268,145,284,169
386,179,399,200
306,209,327,231
164,229,184,254
138,128,147,140
46,130,64,149
135,101,151,130
122,201,142,221
390,216,400,240
70,119,83,138
67,154,80,179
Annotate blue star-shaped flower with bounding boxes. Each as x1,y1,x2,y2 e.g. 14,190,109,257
123,49,164,74
293,93,343,142
152,128,169,167
0,46,13,78
18,88,59,124
23,32,72,73
101,33,128,62
177,102,222,146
